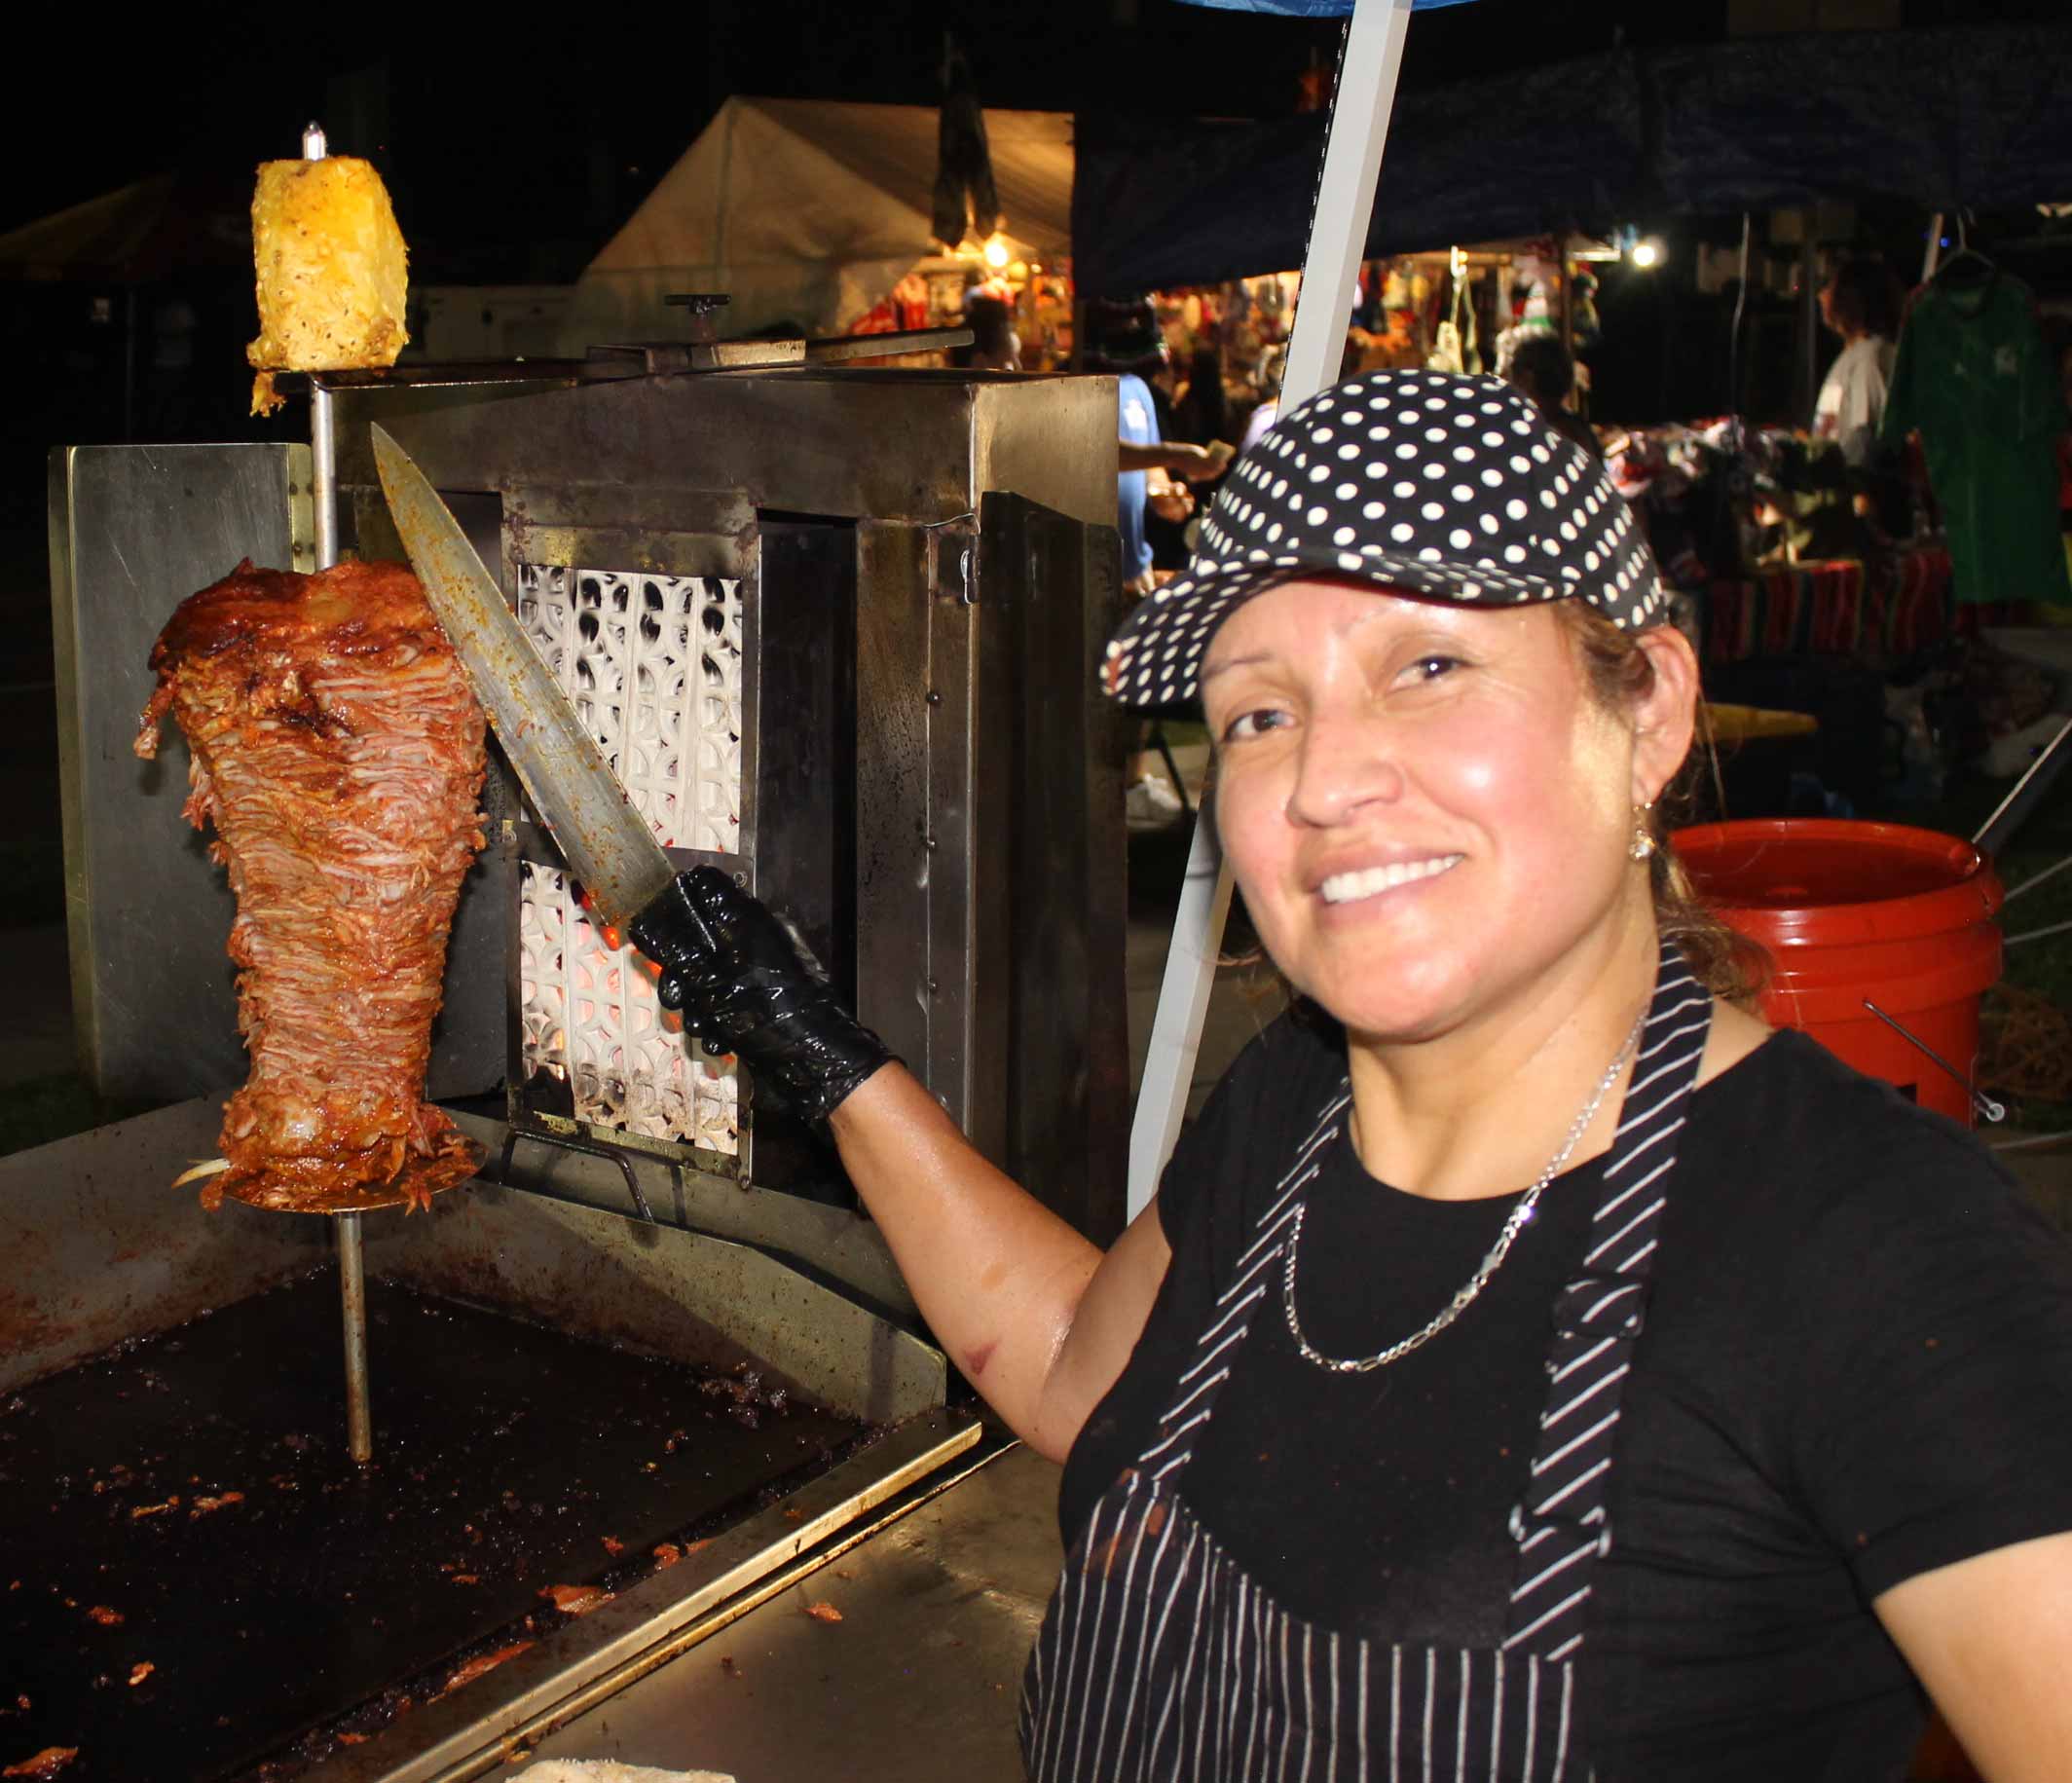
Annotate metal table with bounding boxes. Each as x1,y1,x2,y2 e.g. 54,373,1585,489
508,1441,1063,1782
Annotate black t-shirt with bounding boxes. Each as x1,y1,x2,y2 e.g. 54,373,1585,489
1062,1017,2072,1782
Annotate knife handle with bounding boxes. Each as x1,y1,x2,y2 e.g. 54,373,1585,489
626,868,896,1126
627,873,723,994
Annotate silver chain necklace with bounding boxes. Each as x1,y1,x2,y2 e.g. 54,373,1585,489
1281,1006,1648,1375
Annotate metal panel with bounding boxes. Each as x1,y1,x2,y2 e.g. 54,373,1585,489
853,520,935,1084
298,1411,982,1783
490,1439,1058,1783
50,443,310,1104
983,494,1133,1244
447,1108,916,1318
0,1090,939,1415
330,371,987,525
926,522,981,1148
363,1182,944,1427
970,373,1122,532
742,519,862,1202
0,1097,327,1393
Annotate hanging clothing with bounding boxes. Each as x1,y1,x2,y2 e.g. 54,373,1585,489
1040,976,2072,1777
931,46,998,250
1812,335,1897,468
1023,947,1713,1779
1881,270,2072,605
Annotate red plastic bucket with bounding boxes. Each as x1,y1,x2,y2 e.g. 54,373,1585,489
1671,820,2004,1125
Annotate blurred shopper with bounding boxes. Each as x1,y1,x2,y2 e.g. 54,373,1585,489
1815,256,1902,467
1089,300,1226,598
1508,334,1601,459
1170,345,1231,448
950,292,1021,373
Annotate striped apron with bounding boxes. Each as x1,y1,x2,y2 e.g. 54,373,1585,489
1020,944,1712,1782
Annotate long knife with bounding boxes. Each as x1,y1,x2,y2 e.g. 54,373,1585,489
370,424,703,948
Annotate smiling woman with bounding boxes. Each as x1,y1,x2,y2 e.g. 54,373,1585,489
624,370,2072,1783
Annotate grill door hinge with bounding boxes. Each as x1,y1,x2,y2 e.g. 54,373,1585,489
928,517,979,606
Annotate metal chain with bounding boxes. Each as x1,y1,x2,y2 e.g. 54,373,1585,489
1281,1006,1648,1376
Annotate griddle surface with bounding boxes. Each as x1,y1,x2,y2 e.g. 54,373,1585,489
0,1270,864,1781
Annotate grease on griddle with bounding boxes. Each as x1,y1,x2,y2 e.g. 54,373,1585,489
2,1269,868,1783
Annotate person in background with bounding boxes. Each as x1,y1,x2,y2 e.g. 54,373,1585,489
1241,344,1287,455
950,293,1021,373
1508,334,1602,459
1815,256,1902,467
1090,299,1231,825
1170,345,1231,448
1092,300,1228,599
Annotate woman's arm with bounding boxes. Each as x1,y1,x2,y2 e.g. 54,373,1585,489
630,869,1174,1464
1876,1531,2072,1782
831,1064,1173,1462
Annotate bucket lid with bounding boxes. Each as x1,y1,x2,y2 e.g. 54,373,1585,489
1670,819,2003,947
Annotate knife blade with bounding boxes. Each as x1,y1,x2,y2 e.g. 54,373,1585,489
370,424,684,936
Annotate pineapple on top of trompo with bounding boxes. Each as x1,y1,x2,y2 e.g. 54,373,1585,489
246,155,408,418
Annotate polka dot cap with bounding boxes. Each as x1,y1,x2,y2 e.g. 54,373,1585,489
1102,368,1667,707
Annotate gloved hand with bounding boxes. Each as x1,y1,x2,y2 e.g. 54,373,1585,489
627,867,895,1127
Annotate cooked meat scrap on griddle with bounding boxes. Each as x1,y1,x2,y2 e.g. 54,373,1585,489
135,560,488,1213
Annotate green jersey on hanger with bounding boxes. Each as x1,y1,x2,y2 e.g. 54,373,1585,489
1881,269,2072,607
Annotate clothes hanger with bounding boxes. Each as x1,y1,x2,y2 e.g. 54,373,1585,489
1933,211,1996,283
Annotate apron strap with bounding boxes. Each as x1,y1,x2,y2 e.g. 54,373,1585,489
1132,1085,1350,1480
1502,940,1713,1662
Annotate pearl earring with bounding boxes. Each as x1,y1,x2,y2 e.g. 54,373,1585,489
1629,803,1656,862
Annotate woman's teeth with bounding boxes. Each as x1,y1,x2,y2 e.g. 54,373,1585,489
1319,856,1462,905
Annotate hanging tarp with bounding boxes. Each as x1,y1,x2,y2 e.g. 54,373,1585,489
565,96,1073,346
0,167,253,282
1648,26,2072,216
1073,22,2072,298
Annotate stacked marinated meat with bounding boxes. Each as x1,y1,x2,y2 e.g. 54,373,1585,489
135,560,488,1213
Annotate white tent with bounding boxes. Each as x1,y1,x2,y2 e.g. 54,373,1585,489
563,96,1074,349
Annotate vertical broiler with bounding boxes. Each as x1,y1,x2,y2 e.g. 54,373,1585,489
23,265,1128,1774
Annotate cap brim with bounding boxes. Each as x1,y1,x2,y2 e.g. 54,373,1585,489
1102,547,1576,709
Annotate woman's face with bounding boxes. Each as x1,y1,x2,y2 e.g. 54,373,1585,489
1201,578,1690,1046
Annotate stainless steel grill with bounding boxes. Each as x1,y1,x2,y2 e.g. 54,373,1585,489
39,342,1129,1779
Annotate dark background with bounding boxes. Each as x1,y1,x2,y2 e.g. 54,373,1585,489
2,0,2064,478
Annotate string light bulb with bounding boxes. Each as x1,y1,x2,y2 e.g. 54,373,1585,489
983,234,1011,270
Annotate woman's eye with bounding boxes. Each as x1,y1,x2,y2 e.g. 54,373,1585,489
1221,707,1288,743
1404,654,1463,684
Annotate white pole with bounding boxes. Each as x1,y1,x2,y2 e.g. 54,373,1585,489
1127,0,1418,1222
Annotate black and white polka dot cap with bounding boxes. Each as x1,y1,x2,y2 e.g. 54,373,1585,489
1102,368,1667,707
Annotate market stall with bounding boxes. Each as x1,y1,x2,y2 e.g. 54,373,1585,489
561,96,1074,351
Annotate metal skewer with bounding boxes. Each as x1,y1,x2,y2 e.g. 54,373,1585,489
300,118,374,1467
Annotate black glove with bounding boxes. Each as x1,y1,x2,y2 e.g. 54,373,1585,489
627,867,895,1127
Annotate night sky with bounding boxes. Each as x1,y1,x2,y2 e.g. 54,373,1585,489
4,0,2059,277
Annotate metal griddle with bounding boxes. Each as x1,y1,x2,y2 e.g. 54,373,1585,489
0,1098,969,1783
0,1271,863,1780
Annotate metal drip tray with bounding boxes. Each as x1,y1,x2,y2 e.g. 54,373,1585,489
0,1100,969,1783
1,1272,867,1778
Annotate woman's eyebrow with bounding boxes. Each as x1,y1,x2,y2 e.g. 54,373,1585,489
1201,651,1271,686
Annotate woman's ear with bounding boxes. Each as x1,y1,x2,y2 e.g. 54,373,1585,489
1629,625,1700,808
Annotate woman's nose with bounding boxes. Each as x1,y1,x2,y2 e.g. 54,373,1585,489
1284,714,1404,828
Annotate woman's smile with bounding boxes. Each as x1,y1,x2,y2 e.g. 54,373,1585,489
1315,853,1464,907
